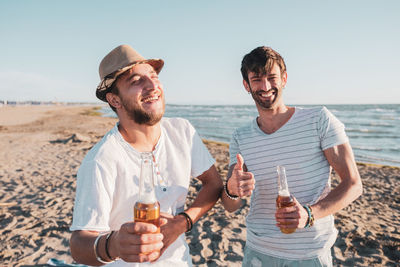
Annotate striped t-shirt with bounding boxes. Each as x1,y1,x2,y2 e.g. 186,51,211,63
229,106,349,260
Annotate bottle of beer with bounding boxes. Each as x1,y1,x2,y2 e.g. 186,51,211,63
134,152,161,232
276,165,296,234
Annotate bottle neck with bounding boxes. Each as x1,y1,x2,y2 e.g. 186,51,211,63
138,152,157,204
277,165,290,196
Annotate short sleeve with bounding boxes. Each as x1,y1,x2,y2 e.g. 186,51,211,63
229,130,240,166
70,160,114,231
189,123,215,178
318,107,349,150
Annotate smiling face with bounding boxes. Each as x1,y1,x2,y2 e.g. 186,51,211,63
109,63,165,125
244,63,287,110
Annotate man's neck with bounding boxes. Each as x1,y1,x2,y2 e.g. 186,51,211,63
256,104,295,134
118,119,161,152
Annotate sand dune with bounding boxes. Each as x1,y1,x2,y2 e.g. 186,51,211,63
0,105,399,266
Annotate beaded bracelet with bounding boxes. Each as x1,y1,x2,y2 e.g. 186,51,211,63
93,233,111,264
224,182,239,200
308,205,315,227
303,205,315,228
178,212,193,232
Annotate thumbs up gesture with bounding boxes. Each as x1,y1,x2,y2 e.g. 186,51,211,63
226,154,255,197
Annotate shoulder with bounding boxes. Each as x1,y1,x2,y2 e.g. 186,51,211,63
292,106,332,123
311,106,341,122
294,106,325,116
161,117,195,134
160,117,199,146
234,119,255,135
229,119,257,146
82,125,122,165
161,117,192,128
299,105,334,116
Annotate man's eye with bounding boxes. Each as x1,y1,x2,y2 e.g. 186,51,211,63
132,77,141,84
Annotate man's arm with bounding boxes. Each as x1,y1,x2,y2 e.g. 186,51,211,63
70,222,164,265
275,142,363,229
221,154,255,212
312,142,363,219
157,165,223,255
184,165,223,222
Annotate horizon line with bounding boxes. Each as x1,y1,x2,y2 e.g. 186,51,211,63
1,100,400,106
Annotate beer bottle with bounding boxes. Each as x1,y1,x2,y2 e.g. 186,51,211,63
134,152,161,232
276,165,296,234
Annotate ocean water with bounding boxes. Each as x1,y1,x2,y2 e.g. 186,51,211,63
101,104,400,167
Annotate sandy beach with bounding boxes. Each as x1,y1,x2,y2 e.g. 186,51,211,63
0,105,399,266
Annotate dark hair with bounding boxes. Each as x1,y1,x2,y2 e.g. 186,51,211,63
241,46,287,84
106,81,119,113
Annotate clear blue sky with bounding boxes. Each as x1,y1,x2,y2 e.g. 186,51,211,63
1,1,399,105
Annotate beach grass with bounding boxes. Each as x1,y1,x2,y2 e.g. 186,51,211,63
79,106,102,116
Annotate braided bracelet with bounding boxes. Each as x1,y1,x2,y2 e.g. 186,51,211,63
178,212,193,232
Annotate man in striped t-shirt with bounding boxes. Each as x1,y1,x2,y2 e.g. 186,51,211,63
221,46,363,266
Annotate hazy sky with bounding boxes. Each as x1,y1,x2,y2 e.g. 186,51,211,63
1,1,399,105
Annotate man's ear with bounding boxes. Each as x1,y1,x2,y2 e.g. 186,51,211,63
281,72,288,88
243,80,251,93
106,92,121,110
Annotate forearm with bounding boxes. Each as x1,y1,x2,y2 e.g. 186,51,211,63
312,143,363,220
185,166,223,223
312,175,362,220
70,230,107,266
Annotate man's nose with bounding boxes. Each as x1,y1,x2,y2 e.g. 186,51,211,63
143,76,159,90
261,79,272,90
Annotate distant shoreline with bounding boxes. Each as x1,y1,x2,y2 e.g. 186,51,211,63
1,101,400,106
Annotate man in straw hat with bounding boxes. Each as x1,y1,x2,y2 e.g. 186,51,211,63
69,44,223,266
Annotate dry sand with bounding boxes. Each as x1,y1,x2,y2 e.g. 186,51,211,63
0,105,399,266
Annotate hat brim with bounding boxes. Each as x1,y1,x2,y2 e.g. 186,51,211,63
96,59,164,102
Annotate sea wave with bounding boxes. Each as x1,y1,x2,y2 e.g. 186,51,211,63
352,146,383,151
345,122,395,128
348,134,399,139
364,108,396,113
355,154,400,166
352,147,400,154
346,128,395,134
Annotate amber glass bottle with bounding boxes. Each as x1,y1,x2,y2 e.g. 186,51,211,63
276,165,296,234
134,152,160,232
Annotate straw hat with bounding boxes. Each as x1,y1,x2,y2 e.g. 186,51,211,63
96,44,164,102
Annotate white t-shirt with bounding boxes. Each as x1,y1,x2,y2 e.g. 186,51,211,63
70,118,215,266
229,107,349,260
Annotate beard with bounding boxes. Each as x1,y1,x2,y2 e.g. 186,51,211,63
249,85,280,110
121,96,165,126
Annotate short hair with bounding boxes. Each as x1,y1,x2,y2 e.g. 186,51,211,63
105,68,135,112
241,46,287,84
106,81,119,113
